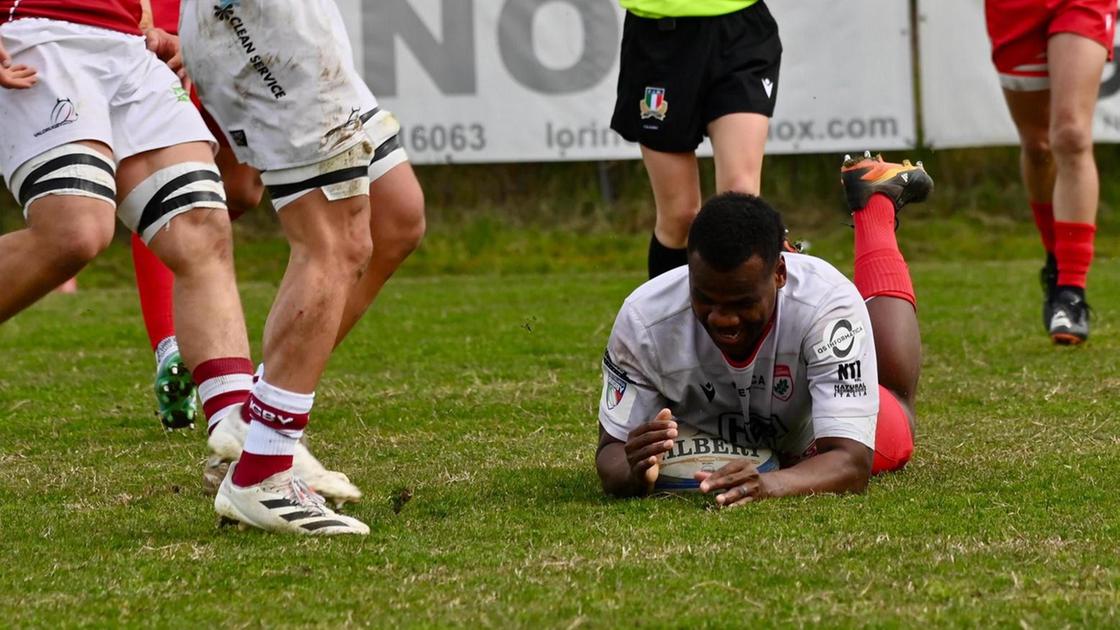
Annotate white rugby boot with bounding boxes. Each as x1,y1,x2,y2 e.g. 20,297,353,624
214,462,370,536
205,404,363,506
291,436,362,507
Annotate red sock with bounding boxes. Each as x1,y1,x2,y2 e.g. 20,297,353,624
1030,201,1055,254
233,453,293,486
193,357,254,432
1053,221,1095,289
233,382,313,487
852,194,916,307
131,233,176,350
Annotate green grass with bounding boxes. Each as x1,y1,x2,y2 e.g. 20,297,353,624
2,213,1120,626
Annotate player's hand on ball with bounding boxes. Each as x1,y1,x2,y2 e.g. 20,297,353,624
0,41,37,89
696,460,767,508
624,408,678,492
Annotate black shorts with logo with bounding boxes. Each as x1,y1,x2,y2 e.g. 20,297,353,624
610,1,781,153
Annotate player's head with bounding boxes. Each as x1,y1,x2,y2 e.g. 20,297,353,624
687,193,788,362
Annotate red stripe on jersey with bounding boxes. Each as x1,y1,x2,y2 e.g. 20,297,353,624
0,0,142,35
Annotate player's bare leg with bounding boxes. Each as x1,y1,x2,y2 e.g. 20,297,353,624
1003,88,1059,329
999,33,1103,344
264,190,372,391
641,146,702,277
334,162,426,345
0,141,116,323
840,153,931,473
128,145,259,431
1048,33,1105,227
1003,89,1055,203
213,146,264,220
117,141,251,372
1039,33,1104,343
708,112,768,195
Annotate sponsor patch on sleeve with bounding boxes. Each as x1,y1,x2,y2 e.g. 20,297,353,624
811,318,867,362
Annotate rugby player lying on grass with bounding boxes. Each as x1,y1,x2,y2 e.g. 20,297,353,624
596,154,929,506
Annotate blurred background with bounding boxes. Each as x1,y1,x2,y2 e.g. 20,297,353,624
2,0,1116,284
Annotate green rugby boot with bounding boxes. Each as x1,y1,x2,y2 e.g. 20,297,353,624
155,351,199,430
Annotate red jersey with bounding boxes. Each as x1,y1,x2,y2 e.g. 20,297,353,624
150,0,179,34
0,0,142,35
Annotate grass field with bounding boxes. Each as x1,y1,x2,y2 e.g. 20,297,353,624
2,208,1119,627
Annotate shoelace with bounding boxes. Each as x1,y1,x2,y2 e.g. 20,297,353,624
289,476,329,514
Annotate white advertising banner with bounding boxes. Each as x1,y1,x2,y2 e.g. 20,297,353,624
336,0,916,164
919,0,1120,148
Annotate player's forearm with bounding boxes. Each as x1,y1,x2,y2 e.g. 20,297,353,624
760,448,870,498
596,442,650,498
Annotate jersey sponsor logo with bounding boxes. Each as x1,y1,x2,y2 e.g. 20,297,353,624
772,364,793,402
229,130,249,147
837,360,861,381
834,382,868,398
639,87,668,121
812,318,866,361
717,411,789,449
213,3,288,99
762,77,774,99
33,98,78,138
701,381,715,402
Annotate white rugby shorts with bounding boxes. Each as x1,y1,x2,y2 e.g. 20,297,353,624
180,0,387,172
0,18,216,183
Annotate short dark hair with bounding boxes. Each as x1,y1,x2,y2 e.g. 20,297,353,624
687,192,786,271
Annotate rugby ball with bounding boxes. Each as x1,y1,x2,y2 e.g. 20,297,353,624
654,423,777,491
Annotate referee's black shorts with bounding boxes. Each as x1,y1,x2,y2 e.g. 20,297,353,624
610,1,782,153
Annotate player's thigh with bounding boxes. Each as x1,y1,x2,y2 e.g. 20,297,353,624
368,162,425,247
1047,33,1108,136
25,185,117,261
276,187,372,263
871,386,914,476
708,112,769,195
640,146,701,213
214,147,264,217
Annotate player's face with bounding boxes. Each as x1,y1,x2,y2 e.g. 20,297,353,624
689,253,787,362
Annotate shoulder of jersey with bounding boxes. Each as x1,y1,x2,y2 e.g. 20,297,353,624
621,266,692,326
782,252,852,298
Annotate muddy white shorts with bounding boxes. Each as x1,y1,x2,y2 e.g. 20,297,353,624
0,18,216,183
180,0,409,209
182,0,382,169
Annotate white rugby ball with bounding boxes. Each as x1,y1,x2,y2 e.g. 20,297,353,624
654,423,778,491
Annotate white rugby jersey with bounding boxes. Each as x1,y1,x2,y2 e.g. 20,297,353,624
599,253,879,457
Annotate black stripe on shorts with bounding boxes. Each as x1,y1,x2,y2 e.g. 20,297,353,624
265,165,370,201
